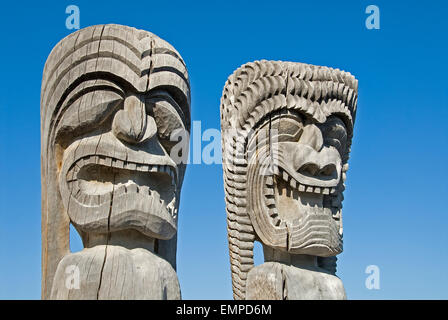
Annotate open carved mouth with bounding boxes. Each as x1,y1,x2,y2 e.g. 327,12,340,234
278,167,338,195
66,155,178,218
263,165,343,241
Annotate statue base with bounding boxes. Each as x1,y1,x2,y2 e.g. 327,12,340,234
246,261,346,300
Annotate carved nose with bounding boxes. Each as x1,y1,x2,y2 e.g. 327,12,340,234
298,124,323,151
112,94,157,144
294,123,341,182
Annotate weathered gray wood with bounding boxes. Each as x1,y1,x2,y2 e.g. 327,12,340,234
220,61,358,299
51,245,180,300
246,262,346,300
41,24,190,300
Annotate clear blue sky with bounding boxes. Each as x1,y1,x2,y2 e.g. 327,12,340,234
0,0,447,299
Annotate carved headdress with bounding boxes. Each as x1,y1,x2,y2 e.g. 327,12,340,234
220,60,358,299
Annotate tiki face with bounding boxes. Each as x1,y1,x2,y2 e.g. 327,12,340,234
57,87,186,240
247,111,348,256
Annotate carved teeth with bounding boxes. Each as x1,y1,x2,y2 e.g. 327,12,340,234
137,164,147,171
98,156,107,166
66,170,76,182
290,179,297,189
332,209,341,219
72,155,177,187
275,169,338,195
104,157,112,167
127,184,138,194
265,187,274,196
69,156,179,219
114,159,124,168
265,197,276,206
139,185,149,195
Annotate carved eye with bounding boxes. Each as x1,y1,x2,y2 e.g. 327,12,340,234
320,116,348,155
56,88,124,145
146,92,186,154
271,113,304,142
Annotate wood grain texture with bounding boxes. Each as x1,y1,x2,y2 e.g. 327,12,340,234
51,246,180,300
219,61,358,299
41,24,190,300
246,262,346,300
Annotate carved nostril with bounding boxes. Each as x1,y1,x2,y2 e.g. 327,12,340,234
319,164,337,177
298,163,320,176
298,163,337,178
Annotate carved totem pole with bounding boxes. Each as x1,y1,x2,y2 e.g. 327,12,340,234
41,24,190,299
220,61,358,299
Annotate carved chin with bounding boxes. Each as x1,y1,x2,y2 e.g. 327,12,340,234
59,153,178,240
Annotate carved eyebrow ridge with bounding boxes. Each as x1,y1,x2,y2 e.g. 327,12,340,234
148,90,189,131
142,47,187,68
43,35,143,96
51,78,125,145
45,52,142,108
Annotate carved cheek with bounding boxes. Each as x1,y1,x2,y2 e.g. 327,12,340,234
149,96,187,158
